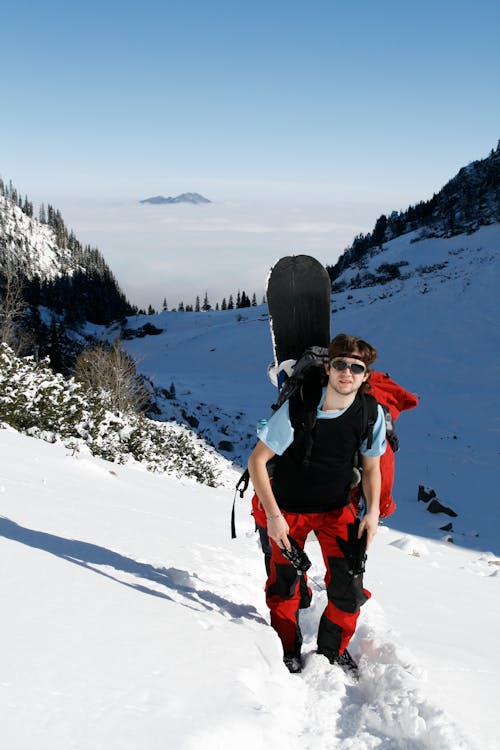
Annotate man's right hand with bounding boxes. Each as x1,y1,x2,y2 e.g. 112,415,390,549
248,441,291,549
267,513,291,550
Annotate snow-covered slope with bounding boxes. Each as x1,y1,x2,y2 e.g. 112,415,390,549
328,142,499,281
120,224,500,551
2,223,499,749
0,195,78,280
1,426,497,750
0,191,131,325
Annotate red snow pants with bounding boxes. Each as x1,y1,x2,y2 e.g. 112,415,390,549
266,504,371,657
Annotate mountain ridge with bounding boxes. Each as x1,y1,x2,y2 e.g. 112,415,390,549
139,192,211,205
0,187,132,326
328,142,500,283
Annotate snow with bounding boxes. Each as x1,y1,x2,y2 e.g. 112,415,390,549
0,196,78,281
0,429,305,750
3,427,497,749
2,223,500,748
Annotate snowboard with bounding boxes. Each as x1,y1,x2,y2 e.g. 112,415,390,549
266,254,331,367
231,254,331,538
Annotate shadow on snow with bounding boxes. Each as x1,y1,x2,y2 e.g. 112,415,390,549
0,516,266,624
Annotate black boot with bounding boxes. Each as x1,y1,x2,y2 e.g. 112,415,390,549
318,648,359,678
283,650,302,673
283,619,303,673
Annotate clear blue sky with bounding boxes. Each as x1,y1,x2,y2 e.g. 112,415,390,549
1,0,499,307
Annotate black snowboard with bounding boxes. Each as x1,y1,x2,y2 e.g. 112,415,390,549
267,255,331,364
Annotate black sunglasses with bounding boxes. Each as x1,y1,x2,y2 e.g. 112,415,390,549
329,359,366,375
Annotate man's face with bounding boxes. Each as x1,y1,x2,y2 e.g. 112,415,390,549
325,352,369,396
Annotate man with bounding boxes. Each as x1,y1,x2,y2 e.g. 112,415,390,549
248,333,386,674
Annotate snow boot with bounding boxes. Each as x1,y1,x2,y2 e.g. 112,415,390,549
334,649,358,677
319,648,359,678
283,650,302,674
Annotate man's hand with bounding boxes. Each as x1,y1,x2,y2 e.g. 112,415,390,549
358,510,379,549
248,440,291,550
267,513,291,550
360,453,381,549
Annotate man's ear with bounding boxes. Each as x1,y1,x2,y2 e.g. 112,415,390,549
324,361,330,375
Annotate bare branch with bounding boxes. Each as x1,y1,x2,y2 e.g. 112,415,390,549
0,273,26,352
74,338,150,413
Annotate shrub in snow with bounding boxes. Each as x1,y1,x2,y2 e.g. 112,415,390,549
74,338,151,414
0,344,219,486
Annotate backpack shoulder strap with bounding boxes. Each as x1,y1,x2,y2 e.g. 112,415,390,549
359,391,378,450
288,376,323,467
288,388,304,428
231,468,250,538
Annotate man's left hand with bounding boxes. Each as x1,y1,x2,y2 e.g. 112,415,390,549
358,510,379,549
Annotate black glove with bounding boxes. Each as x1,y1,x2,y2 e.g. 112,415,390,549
280,536,312,573
336,519,367,576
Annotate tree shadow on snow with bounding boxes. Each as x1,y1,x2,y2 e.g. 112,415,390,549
0,517,266,624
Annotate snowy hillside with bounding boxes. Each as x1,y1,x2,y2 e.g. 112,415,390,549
0,188,131,326
119,224,500,551
332,221,499,295
1,426,498,750
1,222,499,749
328,142,499,282
0,194,78,281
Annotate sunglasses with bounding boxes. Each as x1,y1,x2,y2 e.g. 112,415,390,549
329,359,367,375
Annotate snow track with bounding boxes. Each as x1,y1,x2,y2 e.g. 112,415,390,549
286,546,476,750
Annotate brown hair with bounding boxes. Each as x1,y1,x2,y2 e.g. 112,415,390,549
327,333,378,390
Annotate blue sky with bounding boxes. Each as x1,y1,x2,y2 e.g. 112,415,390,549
1,0,499,308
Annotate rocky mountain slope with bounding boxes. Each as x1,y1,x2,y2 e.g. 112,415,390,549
329,141,500,285
0,181,131,325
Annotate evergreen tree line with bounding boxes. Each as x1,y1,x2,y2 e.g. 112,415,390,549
0,178,34,218
156,290,263,314
0,255,133,328
327,143,500,283
21,270,131,325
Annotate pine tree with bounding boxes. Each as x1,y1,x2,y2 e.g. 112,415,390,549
202,291,211,311
22,195,33,218
48,318,63,373
195,295,200,312
228,295,234,310
372,214,388,247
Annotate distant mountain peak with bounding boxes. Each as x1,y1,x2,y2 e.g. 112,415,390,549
140,193,211,205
